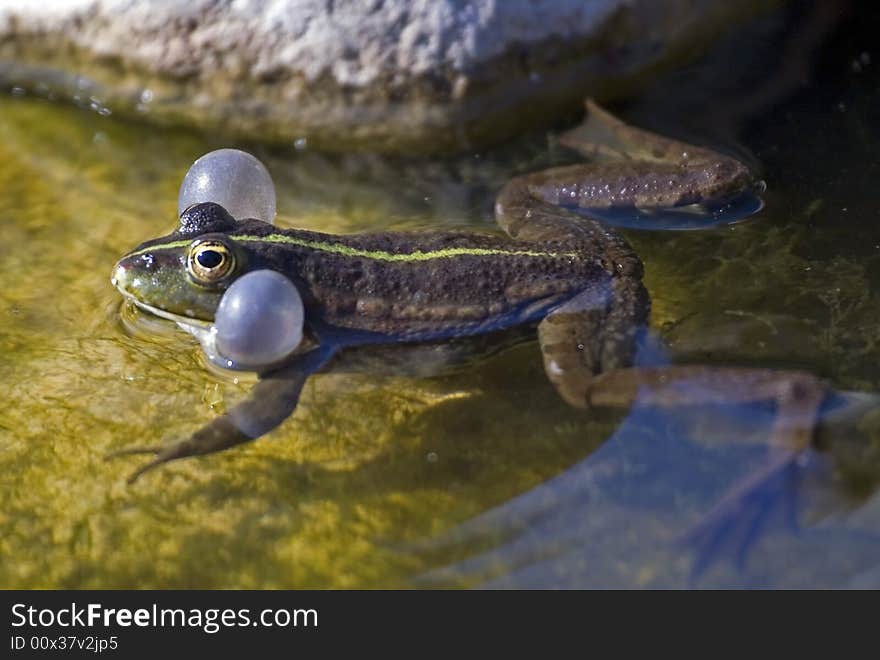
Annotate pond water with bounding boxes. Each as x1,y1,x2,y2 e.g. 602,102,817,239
2,4,880,588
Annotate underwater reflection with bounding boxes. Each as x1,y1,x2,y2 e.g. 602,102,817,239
417,382,880,588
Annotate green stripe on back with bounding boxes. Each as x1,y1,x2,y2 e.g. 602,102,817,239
125,233,578,262
125,239,193,257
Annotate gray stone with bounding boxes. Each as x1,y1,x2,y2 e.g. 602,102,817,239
0,0,778,152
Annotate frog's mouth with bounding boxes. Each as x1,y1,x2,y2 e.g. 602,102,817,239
115,284,229,373
112,260,214,330
119,291,213,330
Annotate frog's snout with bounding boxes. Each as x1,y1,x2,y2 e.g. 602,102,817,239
111,255,150,303
111,255,145,296
111,251,163,297
111,259,129,294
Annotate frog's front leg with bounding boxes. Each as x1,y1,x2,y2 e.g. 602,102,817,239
110,345,337,483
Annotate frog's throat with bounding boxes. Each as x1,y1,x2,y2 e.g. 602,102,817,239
123,234,579,262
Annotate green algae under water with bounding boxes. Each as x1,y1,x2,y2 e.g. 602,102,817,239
0,96,618,588
4,49,880,587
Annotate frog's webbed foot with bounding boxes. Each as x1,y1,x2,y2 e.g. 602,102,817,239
105,446,170,484
108,346,336,484
106,418,257,485
680,450,805,578
557,99,719,165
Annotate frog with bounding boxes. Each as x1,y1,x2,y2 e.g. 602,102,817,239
110,101,828,548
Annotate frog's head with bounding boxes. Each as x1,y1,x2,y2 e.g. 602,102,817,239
112,203,251,326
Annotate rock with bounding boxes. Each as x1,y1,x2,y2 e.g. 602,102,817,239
0,0,778,152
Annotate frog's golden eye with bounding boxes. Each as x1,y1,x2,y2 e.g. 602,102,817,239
186,239,235,285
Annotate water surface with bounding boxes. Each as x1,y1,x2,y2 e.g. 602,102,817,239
2,10,880,587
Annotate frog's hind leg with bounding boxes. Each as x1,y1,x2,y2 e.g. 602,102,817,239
501,100,754,218
537,276,650,408
589,366,825,574
108,346,336,484
495,174,643,279
537,294,826,572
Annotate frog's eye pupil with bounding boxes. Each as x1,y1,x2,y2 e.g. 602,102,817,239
197,250,223,269
187,240,235,285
